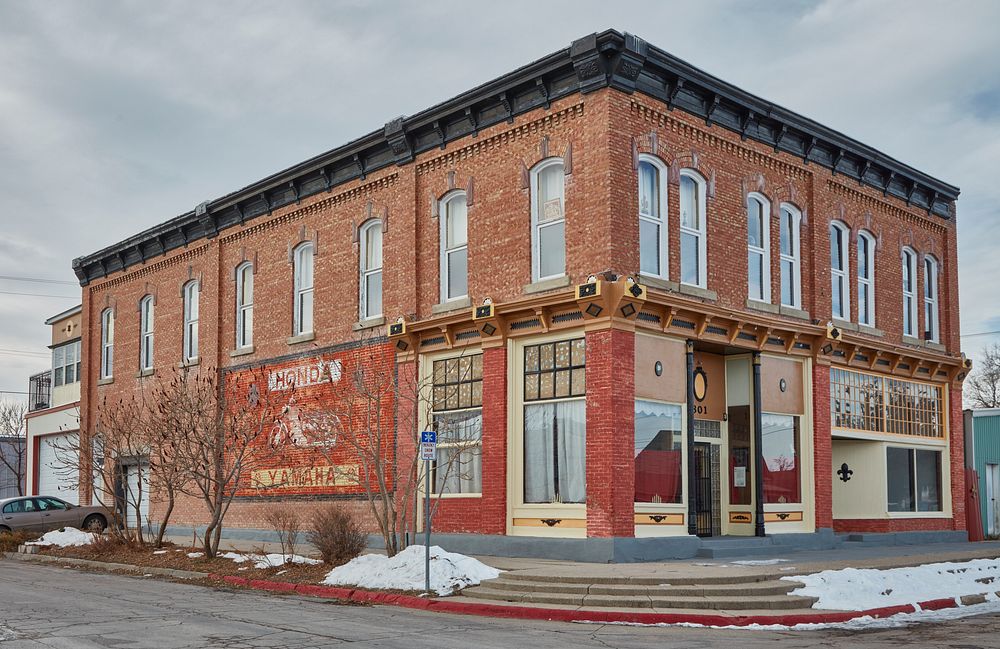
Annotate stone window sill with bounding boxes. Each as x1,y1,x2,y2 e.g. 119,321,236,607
431,297,472,315
677,283,718,301
638,275,679,292
902,335,947,352
97,377,114,386
230,346,255,358
287,332,316,346
778,305,810,321
746,299,779,315
523,275,571,295
857,324,884,338
832,319,858,333
353,316,386,331
136,368,155,378
180,357,200,368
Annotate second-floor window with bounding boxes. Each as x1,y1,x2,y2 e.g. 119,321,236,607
857,230,876,327
679,170,707,288
830,222,850,320
638,156,668,278
100,308,114,379
139,295,154,371
236,262,253,349
52,340,81,387
779,204,801,309
440,192,468,302
530,158,565,282
747,193,770,302
360,220,383,320
182,281,199,362
924,255,940,342
902,247,917,337
293,242,314,336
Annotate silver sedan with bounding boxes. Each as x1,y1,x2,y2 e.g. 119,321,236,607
0,496,109,534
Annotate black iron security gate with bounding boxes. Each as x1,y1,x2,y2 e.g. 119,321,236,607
693,442,714,537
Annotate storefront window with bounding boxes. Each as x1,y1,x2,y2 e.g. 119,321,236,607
431,354,483,494
761,414,800,504
523,339,586,504
887,447,942,512
831,367,943,439
634,401,683,504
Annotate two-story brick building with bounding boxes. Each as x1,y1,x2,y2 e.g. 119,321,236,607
71,30,969,559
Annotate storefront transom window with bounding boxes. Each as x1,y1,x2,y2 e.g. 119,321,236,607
831,367,943,438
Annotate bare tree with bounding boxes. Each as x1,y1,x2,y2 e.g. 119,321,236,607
297,331,479,557
0,401,27,497
967,343,1000,409
169,365,283,558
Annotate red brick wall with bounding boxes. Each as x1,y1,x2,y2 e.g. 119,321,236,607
812,361,834,529
585,328,635,537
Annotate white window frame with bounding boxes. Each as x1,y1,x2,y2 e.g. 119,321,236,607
52,340,80,387
902,247,918,337
139,295,154,372
293,242,314,336
678,169,708,289
857,230,876,327
830,221,850,320
637,155,669,280
439,191,469,303
235,262,254,349
746,192,771,303
100,308,114,379
182,280,199,362
359,219,383,321
924,255,940,343
778,204,802,309
529,157,566,283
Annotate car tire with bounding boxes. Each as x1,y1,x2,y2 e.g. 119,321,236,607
82,515,107,533
0,525,11,534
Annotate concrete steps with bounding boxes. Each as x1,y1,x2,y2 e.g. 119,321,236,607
695,536,786,558
459,573,816,611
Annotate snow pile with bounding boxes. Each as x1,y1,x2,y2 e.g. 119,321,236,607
27,528,95,548
784,557,1000,610
220,552,322,570
322,545,501,596
186,552,203,559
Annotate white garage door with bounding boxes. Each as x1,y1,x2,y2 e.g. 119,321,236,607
123,461,149,530
37,433,79,505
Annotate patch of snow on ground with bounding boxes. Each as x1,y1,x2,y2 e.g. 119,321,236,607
322,545,500,596
186,552,203,559
578,600,1000,631
731,559,790,566
783,558,1000,610
220,552,322,570
152,550,168,555
27,528,94,548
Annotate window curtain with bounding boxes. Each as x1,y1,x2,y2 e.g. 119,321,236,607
524,400,586,504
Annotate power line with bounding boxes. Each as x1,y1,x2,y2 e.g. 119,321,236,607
0,290,78,299
0,274,77,286
961,330,1000,338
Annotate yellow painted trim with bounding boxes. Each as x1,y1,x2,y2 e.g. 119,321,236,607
634,513,684,525
729,511,753,524
764,511,804,523
512,517,587,528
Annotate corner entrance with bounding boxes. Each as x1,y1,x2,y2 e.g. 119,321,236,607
692,442,717,537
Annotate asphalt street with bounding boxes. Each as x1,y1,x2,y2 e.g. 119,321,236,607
2,561,1000,648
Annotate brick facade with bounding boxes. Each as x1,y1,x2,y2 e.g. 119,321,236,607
76,36,966,542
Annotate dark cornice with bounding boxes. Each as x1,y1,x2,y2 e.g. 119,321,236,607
73,29,960,286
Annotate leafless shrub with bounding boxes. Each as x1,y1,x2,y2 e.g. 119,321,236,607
263,505,301,561
307,505,365,566
89,531,128,554
0,530,35,553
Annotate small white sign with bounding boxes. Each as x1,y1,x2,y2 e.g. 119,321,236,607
733,466,747,488
420,442,436,461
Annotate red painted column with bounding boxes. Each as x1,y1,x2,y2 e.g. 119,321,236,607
812,361,833,530
479,345,508,535
585,328,635,538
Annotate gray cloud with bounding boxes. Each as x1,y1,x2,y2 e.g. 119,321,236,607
0,0,998,396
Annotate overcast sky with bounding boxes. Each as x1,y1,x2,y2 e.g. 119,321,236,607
1,0,998,401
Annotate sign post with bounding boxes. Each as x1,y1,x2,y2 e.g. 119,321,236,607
420,430,437,596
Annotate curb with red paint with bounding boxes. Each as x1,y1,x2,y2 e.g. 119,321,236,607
209,574,970,627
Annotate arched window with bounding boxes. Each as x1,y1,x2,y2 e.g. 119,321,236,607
924,255,940,342
530,158,565,282
360,220,383,320
638,155,668,278
440,192,468,302
901,247,917,337
293,242,314,336
679,169,707,288
778,204,801,309
182,281,199,362
235,262,254,349
857,230,876,327
746,193,771,302
139,295,154,371
100,308,114,380
829,222,850,320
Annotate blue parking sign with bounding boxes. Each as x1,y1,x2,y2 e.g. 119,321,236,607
421,430,437,444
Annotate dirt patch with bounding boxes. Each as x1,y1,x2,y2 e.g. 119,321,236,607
38,541,332,585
